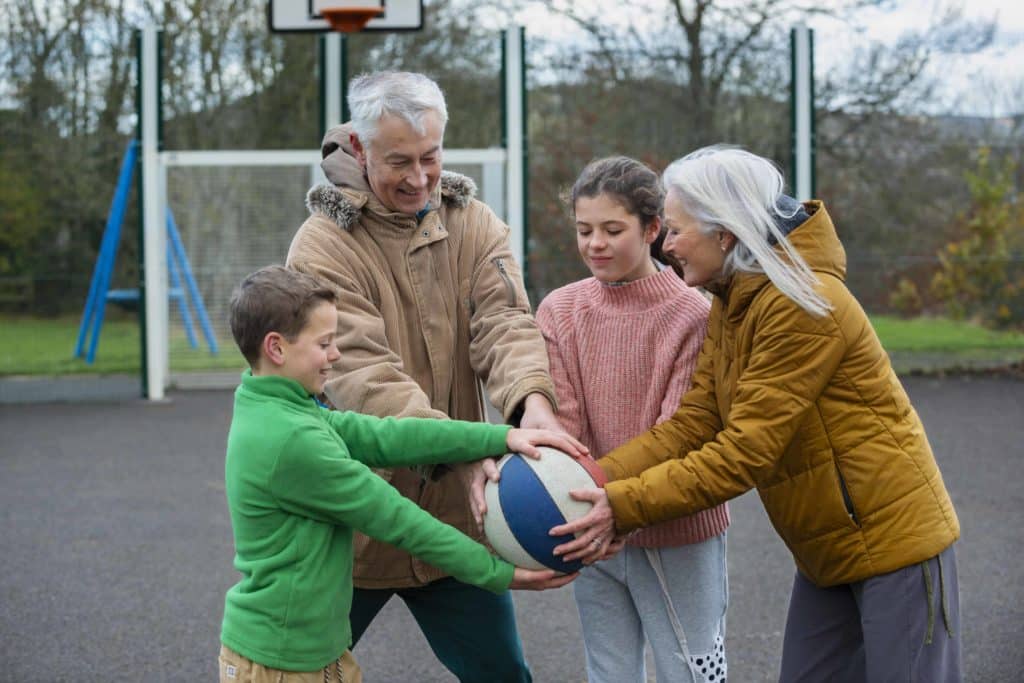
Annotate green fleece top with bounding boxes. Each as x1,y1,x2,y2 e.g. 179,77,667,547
221,371,515,671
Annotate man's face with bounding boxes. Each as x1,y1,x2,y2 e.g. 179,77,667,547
351,111,444,215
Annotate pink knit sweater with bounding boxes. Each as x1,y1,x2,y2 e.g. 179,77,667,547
536,267,730,547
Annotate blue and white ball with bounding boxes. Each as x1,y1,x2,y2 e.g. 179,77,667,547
483,447,607,573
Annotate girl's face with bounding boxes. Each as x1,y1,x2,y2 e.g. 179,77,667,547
575,193,660,284
662,190,735,288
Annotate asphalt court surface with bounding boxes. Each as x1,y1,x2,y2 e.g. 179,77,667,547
1,374,1022,681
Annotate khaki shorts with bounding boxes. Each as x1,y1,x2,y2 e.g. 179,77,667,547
218,645,362,683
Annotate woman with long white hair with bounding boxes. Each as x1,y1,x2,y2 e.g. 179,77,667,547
553,146,961,682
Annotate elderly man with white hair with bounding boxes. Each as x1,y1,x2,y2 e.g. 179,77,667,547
287,71,565,683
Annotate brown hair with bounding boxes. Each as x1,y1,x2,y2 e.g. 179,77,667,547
569,156,670,263
228,265,337,367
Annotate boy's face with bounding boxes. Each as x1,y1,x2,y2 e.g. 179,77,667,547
278,301,341,395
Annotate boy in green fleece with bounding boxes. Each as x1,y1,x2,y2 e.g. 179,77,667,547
219,265,584,683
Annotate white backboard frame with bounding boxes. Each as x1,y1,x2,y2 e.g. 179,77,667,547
268,0,424,33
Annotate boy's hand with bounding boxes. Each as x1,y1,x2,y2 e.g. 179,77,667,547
506,428,588,460
510,567,578,591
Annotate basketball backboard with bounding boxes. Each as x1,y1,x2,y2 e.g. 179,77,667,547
268,0,424,33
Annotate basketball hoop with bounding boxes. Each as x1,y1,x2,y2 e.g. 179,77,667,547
269,1,423,34
319,6,384,32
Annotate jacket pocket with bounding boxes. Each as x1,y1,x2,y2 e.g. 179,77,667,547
492,257,517,307
834,463,860,527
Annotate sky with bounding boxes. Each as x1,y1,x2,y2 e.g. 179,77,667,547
503,0,1024,117
806,0,1024,116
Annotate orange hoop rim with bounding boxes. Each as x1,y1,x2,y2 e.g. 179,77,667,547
319,6,385,33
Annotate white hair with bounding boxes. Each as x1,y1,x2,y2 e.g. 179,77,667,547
662,145,832,317
347,71,448,146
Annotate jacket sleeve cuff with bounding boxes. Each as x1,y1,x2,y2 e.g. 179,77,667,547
486,424,513,455
604,479,649,534
598,456,628,483
493,560,516,594
502,376,559,424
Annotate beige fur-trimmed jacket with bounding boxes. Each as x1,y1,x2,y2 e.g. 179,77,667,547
286,124,556,588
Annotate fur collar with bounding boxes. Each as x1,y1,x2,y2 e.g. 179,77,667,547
305,171,478,230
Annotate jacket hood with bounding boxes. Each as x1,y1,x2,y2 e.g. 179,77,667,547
713,201,847,318
320,123,371,193
309,123,477,230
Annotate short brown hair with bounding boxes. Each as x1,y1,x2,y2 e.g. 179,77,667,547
228,265,337,366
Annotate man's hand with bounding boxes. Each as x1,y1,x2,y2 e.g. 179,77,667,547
519,393,563,432
550,488,618,565
510,567,578,590
459,458,501,528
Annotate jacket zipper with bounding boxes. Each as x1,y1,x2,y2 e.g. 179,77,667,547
492,257,517,307
834,463,860,526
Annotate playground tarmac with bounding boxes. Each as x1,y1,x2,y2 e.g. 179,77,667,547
1,374,1022,682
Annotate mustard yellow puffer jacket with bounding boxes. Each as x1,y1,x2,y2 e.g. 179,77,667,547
599,202,959,587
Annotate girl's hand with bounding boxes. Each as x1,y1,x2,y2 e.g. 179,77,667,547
510,567,579,590
550,488,617,565
506,428,589,459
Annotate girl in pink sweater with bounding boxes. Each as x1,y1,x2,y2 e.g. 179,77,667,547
536,157,729,683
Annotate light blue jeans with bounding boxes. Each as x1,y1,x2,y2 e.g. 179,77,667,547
573,533,729,683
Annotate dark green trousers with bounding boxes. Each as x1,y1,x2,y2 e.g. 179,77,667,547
349,577,532,683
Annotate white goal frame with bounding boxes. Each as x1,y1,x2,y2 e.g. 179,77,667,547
138,24,527,400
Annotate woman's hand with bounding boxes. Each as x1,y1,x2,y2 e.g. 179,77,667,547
510,567,579,590
550,488,618,565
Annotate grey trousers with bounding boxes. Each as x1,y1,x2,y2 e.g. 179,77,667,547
573,534,729,683
779,544,961,683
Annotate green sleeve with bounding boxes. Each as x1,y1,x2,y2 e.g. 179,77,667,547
322,410,511,468
270,426,514,593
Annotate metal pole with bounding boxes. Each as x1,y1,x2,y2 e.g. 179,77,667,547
790,24,815,201
323,33,344,132
141,24,167,400
134,31,147,397
502,26,527,282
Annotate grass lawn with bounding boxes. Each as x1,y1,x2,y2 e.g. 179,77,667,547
0,314,245,376
1,313,1022,377
871,315,1024,373
870,315,1024,351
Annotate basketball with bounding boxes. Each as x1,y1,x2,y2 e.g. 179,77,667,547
483,447,607,573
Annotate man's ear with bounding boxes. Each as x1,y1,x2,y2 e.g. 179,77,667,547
262,332,287,367
350,133,367,168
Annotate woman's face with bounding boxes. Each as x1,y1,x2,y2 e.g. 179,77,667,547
662,191,734,288
575,193,659,284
